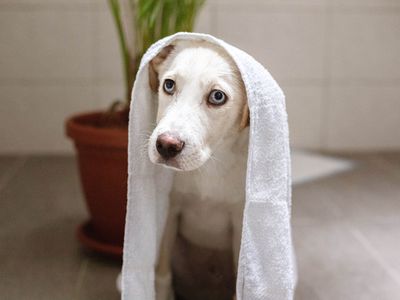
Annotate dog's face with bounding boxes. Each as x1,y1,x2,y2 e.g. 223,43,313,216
148,41,248,171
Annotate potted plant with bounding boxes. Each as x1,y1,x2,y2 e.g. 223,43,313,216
66,0,205,257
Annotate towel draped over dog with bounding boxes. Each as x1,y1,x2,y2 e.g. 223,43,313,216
122,32,296,300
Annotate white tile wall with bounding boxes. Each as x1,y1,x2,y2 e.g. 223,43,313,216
92,9,124,83
0,10,94,81
323,3,400,150
330,11,400,82
326,86,400,151
93,82,125,109
284,86,324,149
332,0,400,8
0,0,399,153
194,0,215,34
217,0,327,5
216,7,327,82
0,85,94,154
1,0,97,5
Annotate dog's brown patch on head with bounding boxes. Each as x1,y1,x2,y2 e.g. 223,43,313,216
149,45,175,92
239,102,250,130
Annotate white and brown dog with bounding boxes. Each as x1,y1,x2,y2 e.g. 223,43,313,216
148,40,250,300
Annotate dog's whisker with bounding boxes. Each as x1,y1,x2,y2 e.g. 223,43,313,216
196,164,205,177
209,151,222,165
208,155,219,172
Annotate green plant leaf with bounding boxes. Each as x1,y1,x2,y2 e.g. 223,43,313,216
109,0,206,105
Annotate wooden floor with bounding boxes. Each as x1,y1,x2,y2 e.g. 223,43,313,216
0,153,399,300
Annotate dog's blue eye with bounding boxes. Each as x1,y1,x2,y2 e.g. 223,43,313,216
208,90,227,106
163,79,175,95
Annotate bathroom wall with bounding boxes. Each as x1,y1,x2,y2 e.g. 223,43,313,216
1,0,399,154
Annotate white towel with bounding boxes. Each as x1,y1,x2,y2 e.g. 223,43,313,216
122,32,296,300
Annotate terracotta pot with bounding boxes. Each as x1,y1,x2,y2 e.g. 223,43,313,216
66,111,128,257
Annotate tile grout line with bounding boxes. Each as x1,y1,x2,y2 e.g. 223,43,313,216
350,227,400,287
2,77,400,87
90,3,98,109
211,0,219,37
213,2,400,14
319,1,333,151
0,156,28,193
0,3,105,12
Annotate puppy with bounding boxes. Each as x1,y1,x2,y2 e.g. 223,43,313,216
148,40,249,300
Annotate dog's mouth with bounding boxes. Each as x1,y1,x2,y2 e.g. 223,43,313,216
150,145,211,172
154,154,208,172
155,157,183,171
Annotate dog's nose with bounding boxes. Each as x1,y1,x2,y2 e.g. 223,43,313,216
156,133,185,159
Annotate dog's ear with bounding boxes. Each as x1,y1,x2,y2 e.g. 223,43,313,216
239,102,250,130
149,45,175,92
